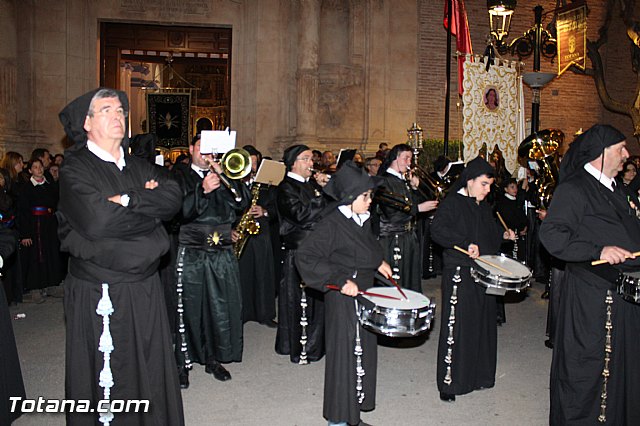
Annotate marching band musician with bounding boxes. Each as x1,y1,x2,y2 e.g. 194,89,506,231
539,124,640,425
296,161,392,426
431,157,515,403
375,144,438,293
422,155,451,279
172,134,250,388
276,144,330,364
236,145,278,327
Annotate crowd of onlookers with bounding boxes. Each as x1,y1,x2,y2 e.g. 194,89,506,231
0,149,64,305
0,141,390,309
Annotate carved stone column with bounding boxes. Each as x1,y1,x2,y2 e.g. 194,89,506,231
0,0,19,151
296,0,320,145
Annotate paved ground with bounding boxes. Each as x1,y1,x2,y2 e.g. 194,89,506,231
10,278,552,425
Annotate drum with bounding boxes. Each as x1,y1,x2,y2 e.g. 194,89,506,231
358,287,435,337
617,271,640,304
470,254,532,294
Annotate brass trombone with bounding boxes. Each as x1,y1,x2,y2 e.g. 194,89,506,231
405,165,447,200
374,188,412,212
204,148,252,202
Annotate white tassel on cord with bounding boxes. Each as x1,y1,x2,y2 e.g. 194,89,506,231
96,283,115,425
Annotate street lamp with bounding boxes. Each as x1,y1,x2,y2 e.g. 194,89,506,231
487,3,557,134
488,0,517,46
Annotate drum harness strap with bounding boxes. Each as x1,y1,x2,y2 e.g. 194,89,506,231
444,266,461,386
354,299,365,404
175,247,193,370
598,289,614,423
299,282,309,365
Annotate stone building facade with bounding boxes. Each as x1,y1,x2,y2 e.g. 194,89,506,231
0,0,638,159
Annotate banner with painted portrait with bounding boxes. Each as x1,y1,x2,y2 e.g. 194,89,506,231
461,55,522,173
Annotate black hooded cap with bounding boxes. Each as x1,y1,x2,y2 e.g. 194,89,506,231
377,143,412,176
243,144,262,158
559,124,626,182
450,156,495,193
58,88,130,152
323,160,382,205
283,144,309,171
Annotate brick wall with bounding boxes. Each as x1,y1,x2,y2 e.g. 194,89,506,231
418,0,640,155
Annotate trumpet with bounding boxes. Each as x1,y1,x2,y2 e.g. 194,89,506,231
203,148,252,202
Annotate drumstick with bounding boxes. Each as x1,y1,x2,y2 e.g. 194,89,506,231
453,245,513,275
326,285,402,300
496,212,509,232
387,276,408,300
591,251,640,266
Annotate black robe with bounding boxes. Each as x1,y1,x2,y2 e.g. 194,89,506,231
296,209,383,425
495,192,528,260
0,227,24,425
431,191,503,395
17,179,61,291
57,147,184,425
276,176,327,363
539,169,640,426
421,171,445,279
173,164,250,367
238,182,277,324
375,172,423,292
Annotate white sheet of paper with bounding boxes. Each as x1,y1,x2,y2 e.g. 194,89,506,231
200,129,237,154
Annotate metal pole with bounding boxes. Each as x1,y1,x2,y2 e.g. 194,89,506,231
444,0,453,157
531,5,543,134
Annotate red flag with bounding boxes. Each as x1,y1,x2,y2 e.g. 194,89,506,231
444,0,473,95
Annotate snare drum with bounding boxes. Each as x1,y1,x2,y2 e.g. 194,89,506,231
470,254,532,294
358,287,436,337
617,271,640,304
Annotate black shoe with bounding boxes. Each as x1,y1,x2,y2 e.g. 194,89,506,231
541,291,549,299
544,339,554,349
205,362,231,381
439,392,456,402
178,369,189,389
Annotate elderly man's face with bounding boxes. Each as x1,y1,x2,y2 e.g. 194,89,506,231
603,140,629,178
291,150,314,178
84,96,126,144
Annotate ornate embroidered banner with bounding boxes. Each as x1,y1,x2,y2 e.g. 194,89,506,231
146,92,191,148
461,56,522,173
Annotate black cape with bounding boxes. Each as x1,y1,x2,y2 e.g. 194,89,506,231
238,181,277,324
16,179,61,290
431,191,503,395
539,169,640,425
0,227,24,424
375,172,423,292
57,147,185,425
172,163,249,366
275,176,327,363
296,209,383,424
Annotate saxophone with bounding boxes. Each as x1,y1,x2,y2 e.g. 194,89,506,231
233,183,261,258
